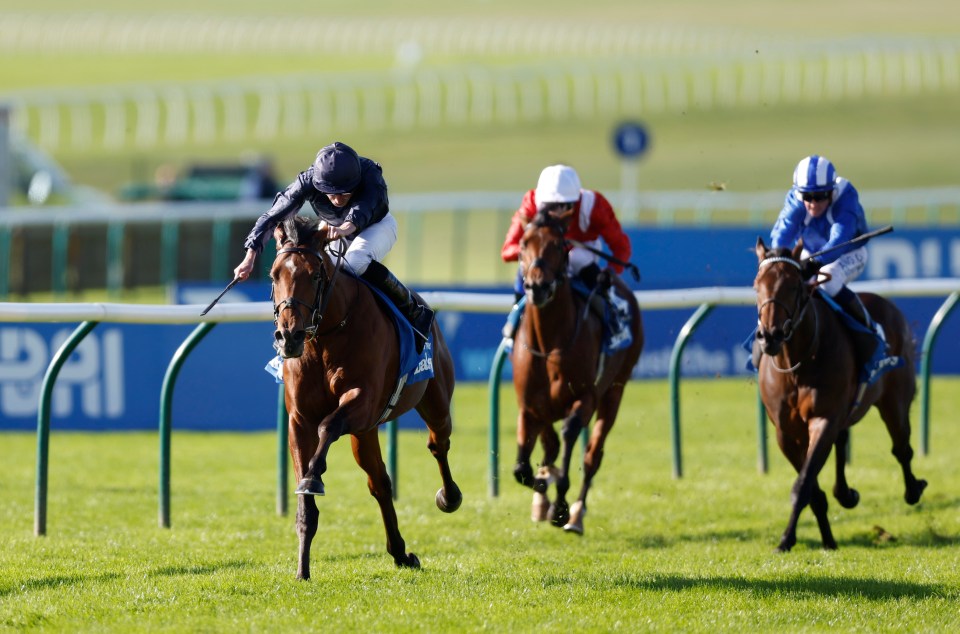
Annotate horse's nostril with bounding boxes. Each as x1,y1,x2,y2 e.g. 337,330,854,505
274,330,283,342
293,330,305,344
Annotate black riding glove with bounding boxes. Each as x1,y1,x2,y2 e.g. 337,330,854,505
800,258,822,279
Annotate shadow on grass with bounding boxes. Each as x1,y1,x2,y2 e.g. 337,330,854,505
149,560,252,577
0,572,122,598
609,572,947,600
628,526,960,551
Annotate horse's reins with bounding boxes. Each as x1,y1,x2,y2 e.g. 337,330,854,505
273,238,353,342
757,256,819,373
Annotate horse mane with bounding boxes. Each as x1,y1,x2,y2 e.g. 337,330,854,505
279,215,325,250
531,207,571,233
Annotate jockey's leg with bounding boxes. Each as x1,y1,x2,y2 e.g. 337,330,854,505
362,261,434,354
501,268,525,343
834,286,886,344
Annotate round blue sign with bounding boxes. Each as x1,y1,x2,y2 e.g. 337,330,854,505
612,122,650,159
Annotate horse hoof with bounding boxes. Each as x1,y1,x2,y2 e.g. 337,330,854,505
531,492,549,522
562,522,584,535
837,488,860,509
396,553,421,569
562,500,585,534
295,477,325,496
905,479,927,505
436,485,462,513
548,502,570,528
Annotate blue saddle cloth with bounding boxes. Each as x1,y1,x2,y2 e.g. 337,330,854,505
742,294,903,387
503,284,633,355
265,272,435,385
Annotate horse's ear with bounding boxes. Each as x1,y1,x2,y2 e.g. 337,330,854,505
792,239,804,261
274,223,288,249
280,216,299,246
755,236,767,261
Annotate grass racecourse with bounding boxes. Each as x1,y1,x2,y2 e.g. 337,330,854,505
1,378,959,632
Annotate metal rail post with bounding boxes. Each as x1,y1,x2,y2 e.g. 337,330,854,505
34,320,98,536
487,337,511,497
667,303,714,479
919,291,959,455
158,322,215,528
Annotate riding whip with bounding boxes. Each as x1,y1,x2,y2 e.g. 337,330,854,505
200,277,240,316
804,225,893,262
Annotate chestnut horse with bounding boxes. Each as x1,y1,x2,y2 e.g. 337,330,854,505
754,238,927,551
511,209,644,535
271,216,461,578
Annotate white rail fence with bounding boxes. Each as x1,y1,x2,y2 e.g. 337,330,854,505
5,45,959,152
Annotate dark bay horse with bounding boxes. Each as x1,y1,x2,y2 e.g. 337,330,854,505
511,209,644,535
271,216,461,578
754,238,926,551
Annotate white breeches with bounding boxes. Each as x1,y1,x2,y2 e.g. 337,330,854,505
803,245,867,297
336,212,398,275
567,239,602,275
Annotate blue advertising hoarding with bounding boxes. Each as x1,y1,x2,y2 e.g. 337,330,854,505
2,227,957,431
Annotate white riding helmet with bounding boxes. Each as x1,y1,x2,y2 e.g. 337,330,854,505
535,165,582,205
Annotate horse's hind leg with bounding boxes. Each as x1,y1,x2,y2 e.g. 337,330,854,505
415,384,462,513
563,385,624,535
832,428,860,509
351,430,420,568
877,389,927,505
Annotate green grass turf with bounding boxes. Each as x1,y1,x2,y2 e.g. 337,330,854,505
2,378,958,632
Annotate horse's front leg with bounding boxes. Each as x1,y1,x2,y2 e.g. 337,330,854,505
288,412,322,580
295,493,319,580
513,409,547,491
832,428,860,509
550,400,594,528
351,429,419,568
295,422,341,496
564,385,624,535
779,415,838,552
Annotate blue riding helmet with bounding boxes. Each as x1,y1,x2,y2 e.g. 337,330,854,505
792,155,836,193
312,142,362,194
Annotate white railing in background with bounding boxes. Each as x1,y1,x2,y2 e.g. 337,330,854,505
4,48,958,152
2,188,958,226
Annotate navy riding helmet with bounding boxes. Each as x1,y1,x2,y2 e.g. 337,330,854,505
312,142,362,194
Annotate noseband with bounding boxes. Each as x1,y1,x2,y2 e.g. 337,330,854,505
273,245,329,342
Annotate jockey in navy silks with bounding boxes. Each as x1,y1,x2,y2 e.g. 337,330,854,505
233,141,434,353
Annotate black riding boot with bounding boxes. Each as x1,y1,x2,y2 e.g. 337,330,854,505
834,286,884,363
362,261,434,354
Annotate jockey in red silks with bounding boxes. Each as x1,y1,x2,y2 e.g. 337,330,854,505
500,164,633,336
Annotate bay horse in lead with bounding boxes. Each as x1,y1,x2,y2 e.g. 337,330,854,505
753,238,926,551
271,216,461,578
511,208,643,535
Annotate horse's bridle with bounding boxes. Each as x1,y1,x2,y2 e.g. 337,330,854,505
757,255,818,372
272,246,328,342
520,223,570,299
